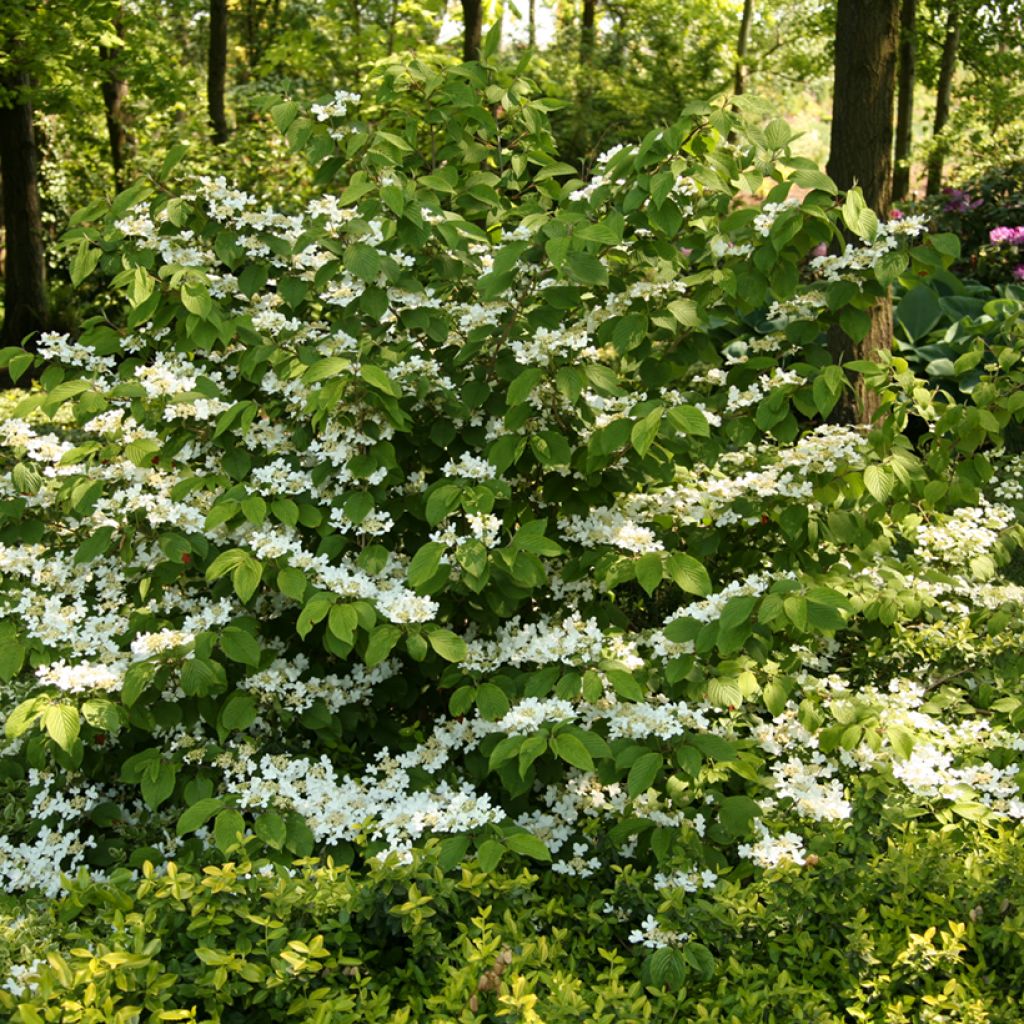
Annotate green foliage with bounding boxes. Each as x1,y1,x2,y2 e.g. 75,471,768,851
2,825,1024,1022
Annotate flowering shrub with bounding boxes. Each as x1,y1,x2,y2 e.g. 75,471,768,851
3,55,1024,993
912,159,1024,286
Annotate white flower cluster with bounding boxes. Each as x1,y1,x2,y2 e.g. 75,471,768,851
916,502,1015,568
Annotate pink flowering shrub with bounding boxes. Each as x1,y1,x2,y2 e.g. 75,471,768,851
2,57,1024,989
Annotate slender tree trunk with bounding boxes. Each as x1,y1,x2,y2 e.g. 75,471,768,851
892,0,915,199
827,0,900,424
461,0,483,61
581,0,596,62
528,0,536,47
0,72,48,349
926,4,960,195
99,18,129,191
208,0,230,144
386,0,398,54
734,0,754,96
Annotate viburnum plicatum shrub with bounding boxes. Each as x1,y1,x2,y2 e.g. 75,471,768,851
4,56,1024,967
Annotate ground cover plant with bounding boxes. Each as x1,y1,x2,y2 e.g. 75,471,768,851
3,53,1024,1022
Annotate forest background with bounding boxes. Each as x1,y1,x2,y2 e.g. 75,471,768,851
2,0,1023,352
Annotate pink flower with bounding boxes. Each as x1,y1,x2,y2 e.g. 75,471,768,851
1013,264,1024,281
890,208,904,220
990,226,1024,245
810,242,828,259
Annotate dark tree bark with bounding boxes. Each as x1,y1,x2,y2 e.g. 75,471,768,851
581,0,597,62
926,4,960,195
892,0,915,199
208,0,230,144
734,0,755,96
99,19,130,190
528,0,536,48
461,0,483,61
0,72,49,350
827,0,900,424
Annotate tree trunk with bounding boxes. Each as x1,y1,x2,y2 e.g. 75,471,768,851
528,0,536,47
926,4,959,195
581,0,596,62
827,0,900,424
99,18,129,191
734,0,754,96
892,0,915,199
461,0,483,61
208,0,230,144
0,72,48,350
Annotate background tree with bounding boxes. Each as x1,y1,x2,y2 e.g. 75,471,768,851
734,0,755,96
926,0,959,193
461,0,483,60
892,0,915,199
208,0,230,143
827,0,901,423
98,12,130,189
0,72,48,348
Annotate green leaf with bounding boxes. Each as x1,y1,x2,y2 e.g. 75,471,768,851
647,947,687,990
783,595,807,631
666,553,712,597
408,541,445,589
365,624,402,667
476,683,510,720
627,751,663,796
507,367,543,405
181,282,212,318
707,677,743,708
550,732,595,771
214,809,246,853
360,363,402,397
219,693,258,732
791,168,837,195
667,405,710,437
863,464,895,503
477,839,505,872
428,629,467,662
221,627,261,668
887,724,915,759
277,567,307,601
719,794,760,835
635,552,663,596
176,797,224,836
0,622,26,682
630,406,663,456
505,832,551,861
689,734,736,761
70,241,101,286
255,810,288,850
425,484,462,525
44,705,80,751
567,252,608,286
141,761,175,810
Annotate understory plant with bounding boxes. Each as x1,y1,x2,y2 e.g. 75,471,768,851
3,51,1024,1008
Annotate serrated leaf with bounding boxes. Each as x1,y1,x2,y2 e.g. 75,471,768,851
666,552,712,597
630,406,663,456
476,683,510,720
627,751,663,796
429,629,467,662
44,705,80,751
